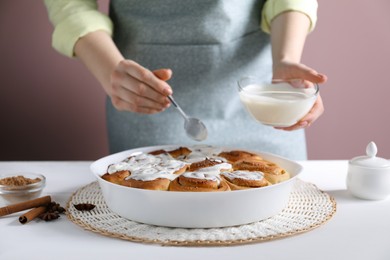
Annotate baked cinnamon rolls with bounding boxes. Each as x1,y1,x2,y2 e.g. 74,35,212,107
101,145,290,191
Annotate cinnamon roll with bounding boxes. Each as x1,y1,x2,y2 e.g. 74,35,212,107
262,166,290,184
233,158,290,184
101,170,130,185
149,146,191,159
169,171,230,192
221,170,270,190
218,150,260,163
105,152,188,190
188,158,232,172
120,177,172,191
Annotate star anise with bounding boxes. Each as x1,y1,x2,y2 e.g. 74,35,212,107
36,201,65,222
74,203,96,211
39,211,60,221
47,202,66,214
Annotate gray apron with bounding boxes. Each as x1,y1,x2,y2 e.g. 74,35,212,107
107,0,307,160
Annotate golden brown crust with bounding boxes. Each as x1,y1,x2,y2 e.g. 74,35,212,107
172,164,189,175
167,147,192,158
120,178,171,191
218,150,261,163
101,171,130,185
148,147,192,159
263,169,290,184
148,149,167,156
176,175,219,189
233,158,276,172
221,175,270,190
169,176,230,192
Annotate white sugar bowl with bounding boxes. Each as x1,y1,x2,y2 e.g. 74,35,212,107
347,142,390,200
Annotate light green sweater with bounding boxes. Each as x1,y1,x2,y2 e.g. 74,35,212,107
44,0,318,57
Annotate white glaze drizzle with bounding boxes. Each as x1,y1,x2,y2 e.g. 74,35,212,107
182,171,221,184
107,147,257,184
195,162,232,173
222,170,265,181
181,160,232,185
107,162,133,174
108,153,188,181
127,168,179,181
181,145,227,163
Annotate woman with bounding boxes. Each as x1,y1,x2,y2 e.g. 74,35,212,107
44,0,327,160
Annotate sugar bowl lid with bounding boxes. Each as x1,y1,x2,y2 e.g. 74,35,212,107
350,142,390,168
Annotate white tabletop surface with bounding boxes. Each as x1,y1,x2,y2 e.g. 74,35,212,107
1,161,389,260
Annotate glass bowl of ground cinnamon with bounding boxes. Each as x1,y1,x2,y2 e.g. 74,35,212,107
0,173,46,205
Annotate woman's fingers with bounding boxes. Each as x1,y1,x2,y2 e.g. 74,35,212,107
300,94,324,125
153,68,172,81
273,62,327,84
109,60,173,113
111,84,169,111
112,71,169,105
275,95,324,131
272,61,327,130
294,64,327,84
110,96,163,114
118,60,172,96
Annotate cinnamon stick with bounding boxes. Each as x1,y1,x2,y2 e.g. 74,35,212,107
0,196,51,217
18,206,47,224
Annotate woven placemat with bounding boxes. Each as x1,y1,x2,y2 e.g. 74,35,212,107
66,180,336,246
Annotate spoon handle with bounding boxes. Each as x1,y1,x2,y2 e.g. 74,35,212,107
168,95,189,120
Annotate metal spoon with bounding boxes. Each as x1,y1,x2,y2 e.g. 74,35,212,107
167,95,208,141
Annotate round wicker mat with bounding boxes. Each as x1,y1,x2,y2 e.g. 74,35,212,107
66,180,336,246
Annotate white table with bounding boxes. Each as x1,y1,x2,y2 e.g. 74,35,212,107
1,161,389,260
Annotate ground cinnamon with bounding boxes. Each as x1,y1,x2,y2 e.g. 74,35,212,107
0,196,51,217
0,176,41,186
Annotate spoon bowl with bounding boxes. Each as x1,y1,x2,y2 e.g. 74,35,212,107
168,95,208,141
184,117,208,141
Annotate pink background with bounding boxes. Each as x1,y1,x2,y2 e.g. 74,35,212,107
0,1,389,160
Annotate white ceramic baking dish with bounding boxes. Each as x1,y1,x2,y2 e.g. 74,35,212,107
90,145,302,228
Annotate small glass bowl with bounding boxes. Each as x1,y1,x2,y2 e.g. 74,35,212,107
238,77,319,127
0,172,46,205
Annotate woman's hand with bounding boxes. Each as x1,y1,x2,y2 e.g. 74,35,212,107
109,60,173,114
272,61,328,131
73,31,173,114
